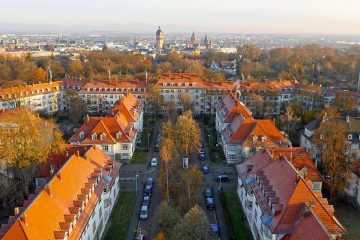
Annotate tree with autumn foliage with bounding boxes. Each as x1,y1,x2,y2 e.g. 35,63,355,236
0,109,65,211
179,165,203,211
179,92,194,112
330,92,357,116
154,232,166,240
174,111,201,156
145,87,164,122
312,121,350,202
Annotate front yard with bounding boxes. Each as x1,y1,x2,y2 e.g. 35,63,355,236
132,150,148,164
221,192,252,240
103,191,137,240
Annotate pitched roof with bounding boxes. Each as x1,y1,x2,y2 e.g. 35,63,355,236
225,118,287,146
68,116,134,144
0,145,121,240
236,150,345,238
216,93,253,123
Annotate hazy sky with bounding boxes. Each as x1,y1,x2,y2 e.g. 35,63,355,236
1,0,360,34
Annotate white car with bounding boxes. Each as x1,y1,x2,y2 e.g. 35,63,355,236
151,158,158,167
140,205,148,220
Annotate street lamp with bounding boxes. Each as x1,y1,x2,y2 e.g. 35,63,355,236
208,134,211,147
147,133,151,151
135,174,139,196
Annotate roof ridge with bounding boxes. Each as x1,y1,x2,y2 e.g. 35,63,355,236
98,119,117,144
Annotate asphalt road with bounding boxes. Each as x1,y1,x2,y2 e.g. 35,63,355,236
124,121,237,240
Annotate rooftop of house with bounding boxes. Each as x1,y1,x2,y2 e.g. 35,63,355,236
0,145,121,240
223,117,288,146
216,93,253,123
236,149,345,237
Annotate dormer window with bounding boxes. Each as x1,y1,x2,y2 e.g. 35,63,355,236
348,134,353,140
100,133,106,140
79,132,85,139
253,136,258,142
261,136,267,142
116,132,122,139
91,133,97,140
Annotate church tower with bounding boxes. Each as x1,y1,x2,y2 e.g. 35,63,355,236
156,26,164,49
190,32,196,46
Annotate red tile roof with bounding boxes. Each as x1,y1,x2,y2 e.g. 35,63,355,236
236,150,345,238
0,145,120,240
225,118,287,146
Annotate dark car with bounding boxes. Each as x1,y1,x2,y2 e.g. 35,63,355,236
153,145,160,152
210,224,220,237
206,197,215,210
216,175,230,182
144,185,152,196
199,153,206,161
204,188,213,199
146,177,154,188
201,166,209,174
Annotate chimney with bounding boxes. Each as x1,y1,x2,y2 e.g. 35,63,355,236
50,164,55,175
14,207,20,216
65,151,69,157
45,185,52,197
20,213,28,226
76,150,80,157
86,114,90,124
322,112,328,122
346,115,350,123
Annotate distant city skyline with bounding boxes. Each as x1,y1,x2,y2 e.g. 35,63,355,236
1,0,360,34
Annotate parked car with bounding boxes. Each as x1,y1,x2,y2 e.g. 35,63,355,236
139,205,148,220
201,166,209,174
144,185,152,196
146,177,154,188
151,158,158,167
199,148,205,154
204,188,213,199
143,196,151,207
216,175,230,182
153,144,160,152
199,153,206,161
206,197,215,210
210,224,220,237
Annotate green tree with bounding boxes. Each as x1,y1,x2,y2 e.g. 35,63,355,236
171,205,216,240
157,201,181,237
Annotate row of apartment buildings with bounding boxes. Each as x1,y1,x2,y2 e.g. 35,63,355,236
0,73,330,116
0,93,145,239
0,145,121,240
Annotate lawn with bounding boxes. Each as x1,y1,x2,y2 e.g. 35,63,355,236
132,150,148,164
205,127,217,147
222,192,252,240
335,205,360,240
139,128,153,148
103,191,137,240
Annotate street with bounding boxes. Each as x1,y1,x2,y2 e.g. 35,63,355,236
120,120,237,240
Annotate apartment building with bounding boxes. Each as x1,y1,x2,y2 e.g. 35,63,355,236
236,148,345,240
0,145,121,240
69,92,143,160
216,92,290,163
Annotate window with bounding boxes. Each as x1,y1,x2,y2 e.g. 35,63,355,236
102,145,109,152
100,133,106,140
261,136,266,142
91,133,97,140
252,136,258,142
79,132,85,139
122,144,128,150
116,132,122,139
